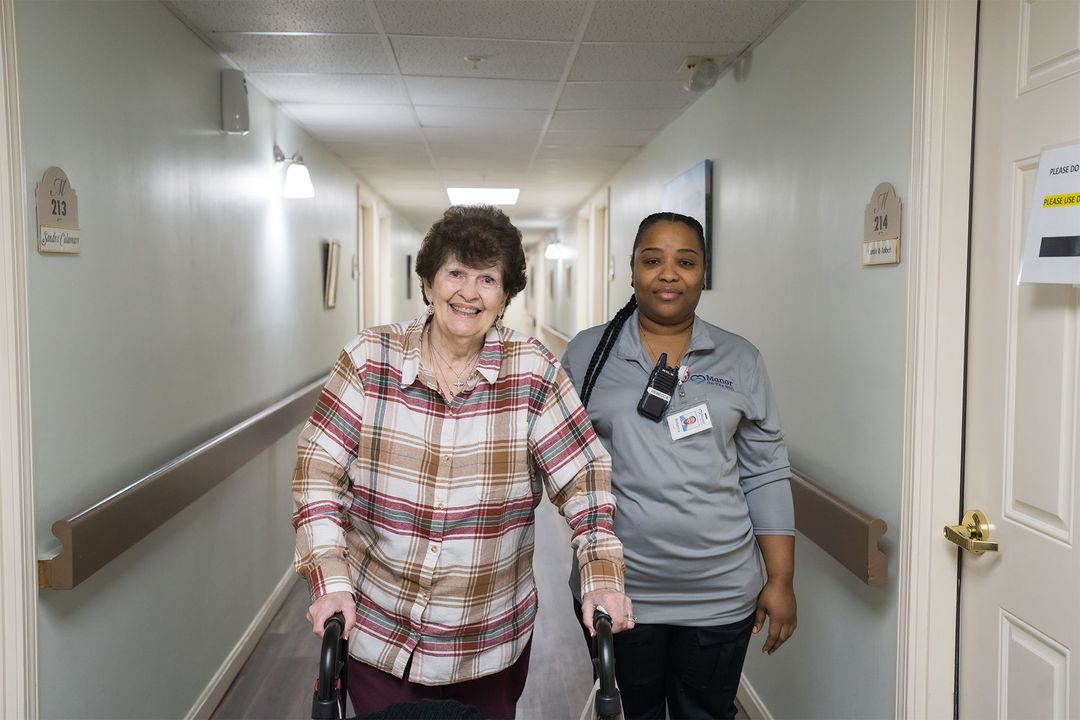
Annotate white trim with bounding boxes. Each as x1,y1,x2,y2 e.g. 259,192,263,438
896,0,978,717
186,567,298,720
737,673,772,720
0,0,37,716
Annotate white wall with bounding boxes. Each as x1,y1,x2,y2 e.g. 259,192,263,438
575,2,914,717
383,214,426,324
15,1,419,717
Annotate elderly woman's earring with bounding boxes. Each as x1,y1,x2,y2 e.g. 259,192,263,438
495,312,505,330
426,302,434,316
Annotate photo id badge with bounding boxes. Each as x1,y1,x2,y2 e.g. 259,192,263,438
667,403,712,441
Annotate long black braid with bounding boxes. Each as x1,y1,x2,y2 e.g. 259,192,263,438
580,296,637,407
578,211,705,408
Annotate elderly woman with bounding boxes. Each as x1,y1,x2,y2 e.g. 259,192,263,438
292,205,633,719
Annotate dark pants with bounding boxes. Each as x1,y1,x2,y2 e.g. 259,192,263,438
346,640,532,720
575,599,754,720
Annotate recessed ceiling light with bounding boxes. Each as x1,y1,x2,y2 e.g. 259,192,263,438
446,188,520,206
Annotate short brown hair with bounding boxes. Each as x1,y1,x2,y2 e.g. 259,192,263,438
415,205,527,305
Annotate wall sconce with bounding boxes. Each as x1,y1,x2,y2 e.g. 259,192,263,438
544,235,565,260
273,145,315,199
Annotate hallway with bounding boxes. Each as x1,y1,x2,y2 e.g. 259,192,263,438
7,0,1049,718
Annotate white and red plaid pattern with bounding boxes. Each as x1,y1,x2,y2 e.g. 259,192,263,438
293,314,623,685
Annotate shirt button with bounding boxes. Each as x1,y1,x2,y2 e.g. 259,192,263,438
442,454,451,462
430,545,439,554
436,502,445,509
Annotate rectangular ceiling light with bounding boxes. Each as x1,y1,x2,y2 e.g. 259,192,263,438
446,187,520,206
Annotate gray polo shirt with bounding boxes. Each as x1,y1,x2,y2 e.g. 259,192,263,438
563,310,794,626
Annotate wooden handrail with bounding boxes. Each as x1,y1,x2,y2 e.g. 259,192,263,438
791,470,888,586
38,373,327,590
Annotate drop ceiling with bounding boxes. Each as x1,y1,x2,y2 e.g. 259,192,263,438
164,0,799,232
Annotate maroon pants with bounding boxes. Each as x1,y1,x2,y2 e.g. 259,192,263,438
346,641,532,719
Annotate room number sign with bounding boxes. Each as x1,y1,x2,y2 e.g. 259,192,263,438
863,182,901,266
36,167,81,255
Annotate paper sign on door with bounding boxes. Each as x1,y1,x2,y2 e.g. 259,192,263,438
1019,143,1080,285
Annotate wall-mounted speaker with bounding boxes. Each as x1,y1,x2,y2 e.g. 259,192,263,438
221,69,249,135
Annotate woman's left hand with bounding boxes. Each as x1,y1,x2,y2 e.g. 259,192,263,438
581,589,635,635
753,579,797,654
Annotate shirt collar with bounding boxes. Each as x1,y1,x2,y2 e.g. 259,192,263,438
612,309,716,364
400,310,503,387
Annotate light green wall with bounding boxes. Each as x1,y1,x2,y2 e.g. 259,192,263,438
16,1,418,717
572,1,914,717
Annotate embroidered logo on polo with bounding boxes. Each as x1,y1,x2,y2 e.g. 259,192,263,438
689,373,735,390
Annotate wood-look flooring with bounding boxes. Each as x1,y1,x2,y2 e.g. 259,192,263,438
210,500,748,719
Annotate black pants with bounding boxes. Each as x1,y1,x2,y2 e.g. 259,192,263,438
574,598,754,720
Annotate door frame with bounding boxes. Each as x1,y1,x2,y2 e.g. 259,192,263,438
0,0,39,716
896,0,978,717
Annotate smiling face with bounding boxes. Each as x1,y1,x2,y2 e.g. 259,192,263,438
422,256,507,348
631,220,706,328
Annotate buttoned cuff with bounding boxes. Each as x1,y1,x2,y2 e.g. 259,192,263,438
578,558,625,595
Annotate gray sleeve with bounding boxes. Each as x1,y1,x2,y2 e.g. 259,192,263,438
745,478,795,535
735,350,791,492
560,347,577,387
561,335,588,394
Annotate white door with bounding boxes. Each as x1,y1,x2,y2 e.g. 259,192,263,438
961,0,1080,717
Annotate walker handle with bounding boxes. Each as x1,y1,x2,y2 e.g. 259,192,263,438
312,613,347,719
593,609,621,720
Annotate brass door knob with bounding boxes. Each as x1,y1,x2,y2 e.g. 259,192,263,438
944,509,999,555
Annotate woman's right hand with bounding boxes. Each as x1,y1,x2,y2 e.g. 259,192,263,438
306,591,357,639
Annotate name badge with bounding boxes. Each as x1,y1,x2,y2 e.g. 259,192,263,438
666,403,712,441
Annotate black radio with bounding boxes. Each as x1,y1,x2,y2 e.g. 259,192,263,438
637,353,679,422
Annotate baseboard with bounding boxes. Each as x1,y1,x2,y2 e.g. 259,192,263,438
737,673,773,720
187,566,297,720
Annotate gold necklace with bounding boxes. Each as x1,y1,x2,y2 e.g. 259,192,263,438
639,322,691,366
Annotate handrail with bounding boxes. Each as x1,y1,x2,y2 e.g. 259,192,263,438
38,373,328,590
539,324,572,343
791,469,888,586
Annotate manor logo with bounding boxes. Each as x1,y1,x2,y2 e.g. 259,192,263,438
689,373,734,390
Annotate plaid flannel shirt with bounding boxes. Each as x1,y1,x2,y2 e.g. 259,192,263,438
292,314,623,685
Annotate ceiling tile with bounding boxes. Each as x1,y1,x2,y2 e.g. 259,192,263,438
249,74,406,104
543,129,657,147
282,103,417,128
328,142,431,159
165,1,377,33
429,142,534,162
439,172,533,186
416,106,548,130
585,1,796,43
549,108,680,132
424,127,541,146
437,157,533,174
214,33,391,74
374,1,588,41
343,155,436,173
558,81,692,110
569,42,743,82
405,77,558,109
536,144,640,162
391,37,571,80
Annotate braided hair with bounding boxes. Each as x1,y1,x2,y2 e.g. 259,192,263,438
579,295,637,407
578,212,705,408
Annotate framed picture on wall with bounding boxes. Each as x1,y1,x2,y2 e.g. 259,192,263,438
662,159,714,288
324,240,341,309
